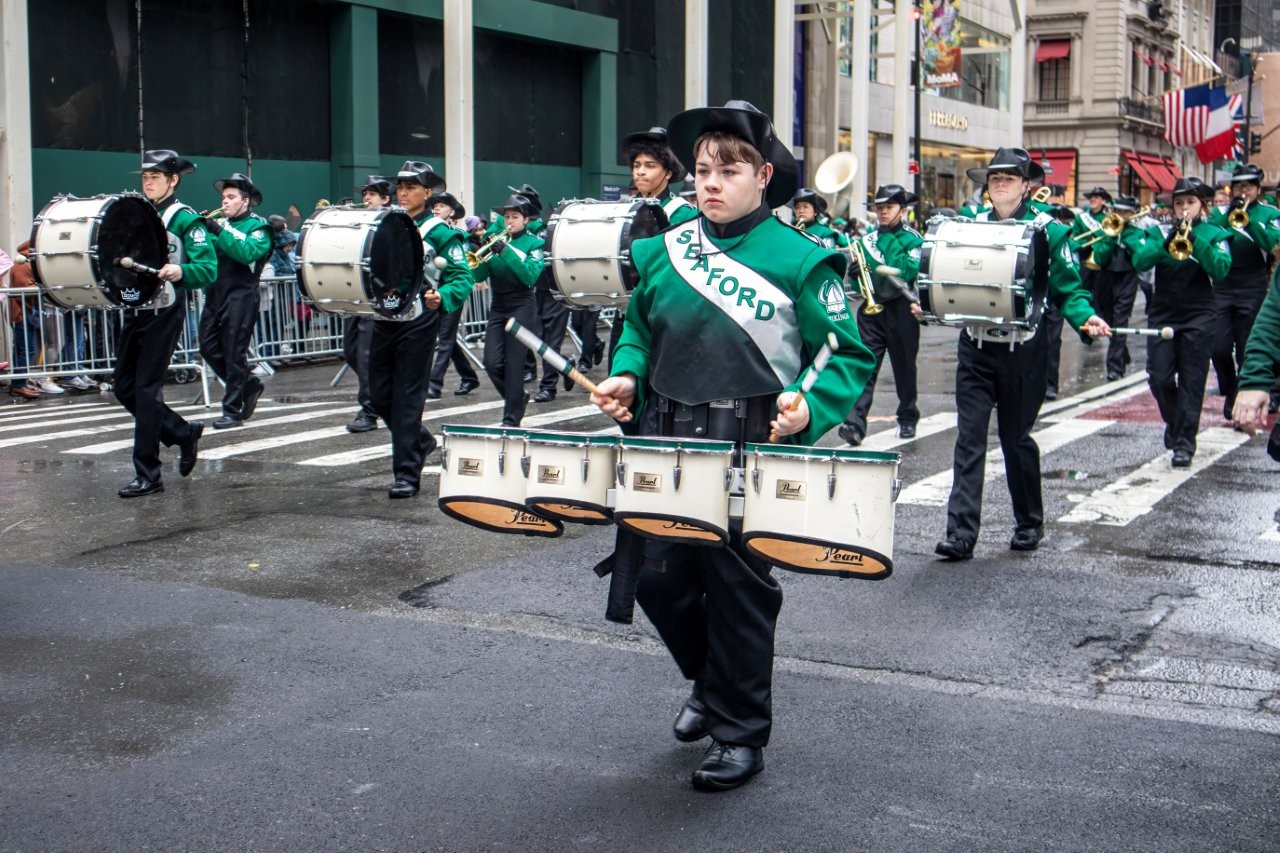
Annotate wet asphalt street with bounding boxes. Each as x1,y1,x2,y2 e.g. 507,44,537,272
2,324,1278,852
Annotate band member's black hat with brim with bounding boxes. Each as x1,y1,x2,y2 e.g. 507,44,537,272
873,184,919,206
396,160,446,192
666,100,799,209
213,172,263,207
965,147,1046,185
495,194,534,216
356,175,393,198
1229,163,1265,185
432,192,465,218
789,187,829,214
506,184,542,214
621,126,688,183
1164,176,1216,202
138,149,196,176
1111,194,1140,211
1083,185,1113,202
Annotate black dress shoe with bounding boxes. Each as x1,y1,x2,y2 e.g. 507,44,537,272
118,477,164,498
243,380,264,420
563,372,574,392
388,479,419,499
934,536,974,561
593,340,605,365
346,413,377,433
1171,450,1193,468
898,423,917,439
576,359,592,374
212,415,242,430
691,741,764,792
522,369,536,384
425,388,442,400
533,388,556,403
837,423,864,447
179,421,203,477
673,696,709,743
1044,387,1058,401
1106,371,1122,382
454,378,481,396
1009,525,1043,552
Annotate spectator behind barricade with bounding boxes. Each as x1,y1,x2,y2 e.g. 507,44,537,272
4,245,42,399
256,228,298,364
285,203,303,231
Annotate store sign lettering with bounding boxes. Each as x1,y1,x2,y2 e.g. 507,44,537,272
928,110,969,131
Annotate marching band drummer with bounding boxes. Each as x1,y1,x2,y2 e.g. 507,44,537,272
343,175,392,434
200,172,274,429
473,194,546,426
934,147,1111,561
838,183,924,445
425,191,482,401
115,149,218,497
787,186,848,249
1120,177,1233,468
373,161,473,499
591,101,875,792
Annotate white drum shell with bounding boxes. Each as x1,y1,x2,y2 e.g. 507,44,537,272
31,197,121,309
547,200,651,308
298,207,418,317
919,219,1037,329
438,430,561,536
522,434,617,523
613,439,734,544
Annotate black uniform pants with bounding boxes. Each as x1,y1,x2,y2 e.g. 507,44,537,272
427,307,478,394
606,311,626,373
1042,301,1064,394
946,327,1049,543
369,310,439,488
569,307,602,371
1147,322,1213,455
485,299,538,426
1210,285,1267,411
534,289,570,393
342,315,375,418
844,296,920,433
1095,270,1139,378
113,302,198,483
635,525,784,748
199,281,261,418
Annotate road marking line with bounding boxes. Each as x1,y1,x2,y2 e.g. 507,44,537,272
1038,372,1148,418
1057,427,1251,526
1260,526,1280,542
897,418,1115,506
296,401,507,466
0,402,117,420
859,411,958,451
513,405,608,427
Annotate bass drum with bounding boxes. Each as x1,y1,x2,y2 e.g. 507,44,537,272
297,206,424,318
544,199,669,308
29,193,169,309
917,218,1048,332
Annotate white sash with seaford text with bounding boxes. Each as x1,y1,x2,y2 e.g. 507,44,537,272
663,226,802,386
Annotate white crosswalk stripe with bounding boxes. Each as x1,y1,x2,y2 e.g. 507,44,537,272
860,412,958,451
297,401,506,467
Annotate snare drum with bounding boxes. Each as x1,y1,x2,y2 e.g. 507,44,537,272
29,193,169,309
917,218,1048,331
297,206,424,318
741,443,900,579
437,426,563,537
612,436,735,546
522,429,619,525
544,199,670,308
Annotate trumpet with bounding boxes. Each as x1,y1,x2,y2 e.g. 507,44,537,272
1168,219,1194,261
199,208,225,221
1228,199,1250,230
465,226,511,269
848,240,883,315
1077,206,1150,249
1031,186,1054,204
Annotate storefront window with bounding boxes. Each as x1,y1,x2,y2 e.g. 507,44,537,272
927,19,1009,111
920,143,992,213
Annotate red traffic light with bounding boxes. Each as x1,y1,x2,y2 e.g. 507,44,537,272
907,160,920,175
912,7,921,19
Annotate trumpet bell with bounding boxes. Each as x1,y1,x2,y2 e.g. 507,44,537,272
1228,208,1250,229
814,151,859,195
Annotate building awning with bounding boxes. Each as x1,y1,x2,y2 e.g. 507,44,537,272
1035,40,1071,63
1162,157,1184,184
1122,150,1169,193
1037,149,1077,186
1140,154,1179,194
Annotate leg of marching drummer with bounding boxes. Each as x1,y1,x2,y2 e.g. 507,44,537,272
995,328,1048,534
945,332,999,546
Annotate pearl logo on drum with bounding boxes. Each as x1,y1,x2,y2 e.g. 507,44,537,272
633,472,662,493
964,258,984,270
458,458,484,477
537,465,564,485
818,547,865,566
775,479,807,501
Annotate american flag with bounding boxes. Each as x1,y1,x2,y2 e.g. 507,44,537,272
1163,83,1221,147
1230,94,1246,159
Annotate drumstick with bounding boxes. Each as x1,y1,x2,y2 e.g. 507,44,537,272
504,318,632,421
1082,324,1175,339
117,256,161,276
770,332,839,443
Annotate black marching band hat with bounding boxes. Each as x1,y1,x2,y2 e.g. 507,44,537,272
1111,194,1139,211
213,172,263,207
496,194,533,215
357,175,393,198
1230,163,1265,185
789,187,829,214
138,148,196,175
1166,176,1216,201
506,183,542,214
432,192,465,219
1083,185,1113,201
621,126,688,183
666,100,799,209
873,183,919,206
965,147,1046,185
397,160,447,191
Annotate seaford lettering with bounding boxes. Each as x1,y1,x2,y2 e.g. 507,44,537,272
928,110,969,131
675,228,776,321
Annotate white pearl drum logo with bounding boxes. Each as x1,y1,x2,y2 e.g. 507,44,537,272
775,479,807,501
537,465,564,485
633,472,662,493
458,458,483,477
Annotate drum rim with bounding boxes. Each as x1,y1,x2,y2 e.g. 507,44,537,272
524,496,614,525
618,435,736,453
437,496,564,538
741,531,893,580
441,424,529,439
613,511,730,547
742,442,900,463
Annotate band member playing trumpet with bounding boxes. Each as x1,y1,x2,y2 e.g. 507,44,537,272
1120,177,1233,468
373,161,473,498
473,194,546,426
1232,271,1280,436
344,175,393,433
1086,194,1148,381
591,101,874,792
1208,164,1280,420
200,172,273,429
113,149,218,497
425,191,481,401
838,184,923,445
788,187,848,249
936,147,1111,560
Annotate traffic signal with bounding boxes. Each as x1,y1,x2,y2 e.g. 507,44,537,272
1251,132,1263,154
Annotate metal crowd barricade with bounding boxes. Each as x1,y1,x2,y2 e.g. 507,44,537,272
250,275,344,376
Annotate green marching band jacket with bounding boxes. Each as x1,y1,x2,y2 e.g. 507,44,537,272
802,219,849,250
1239,271,1280,391
960,199,1097,339
211,211,273,277
469,228,545,311
1118,219,1233,326
159,200,217,289
659,188,699,226
610,211,876,445
858,223,922,303
1208,200,1280,286
414,212,474,315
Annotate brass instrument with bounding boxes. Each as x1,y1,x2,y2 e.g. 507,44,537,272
848,239,884,315
1168,219,1194,261
1228,201,1250,230
1077,205,1152,249
465,226,511,269
1031,186,1053,204
199,208,225,220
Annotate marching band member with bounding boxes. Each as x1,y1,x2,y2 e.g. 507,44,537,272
1232,268,1280,436
425,191,481,401
344,175,391,433
1087,194,1146,381
591,101,874,791
200,172,273,429
1121,177,1233,468
1208,164,1280,420
935,148,1111,560
113,149,218,497
838,183,924,444
473,194,546,426
788,187,848,249
371,161,473,498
